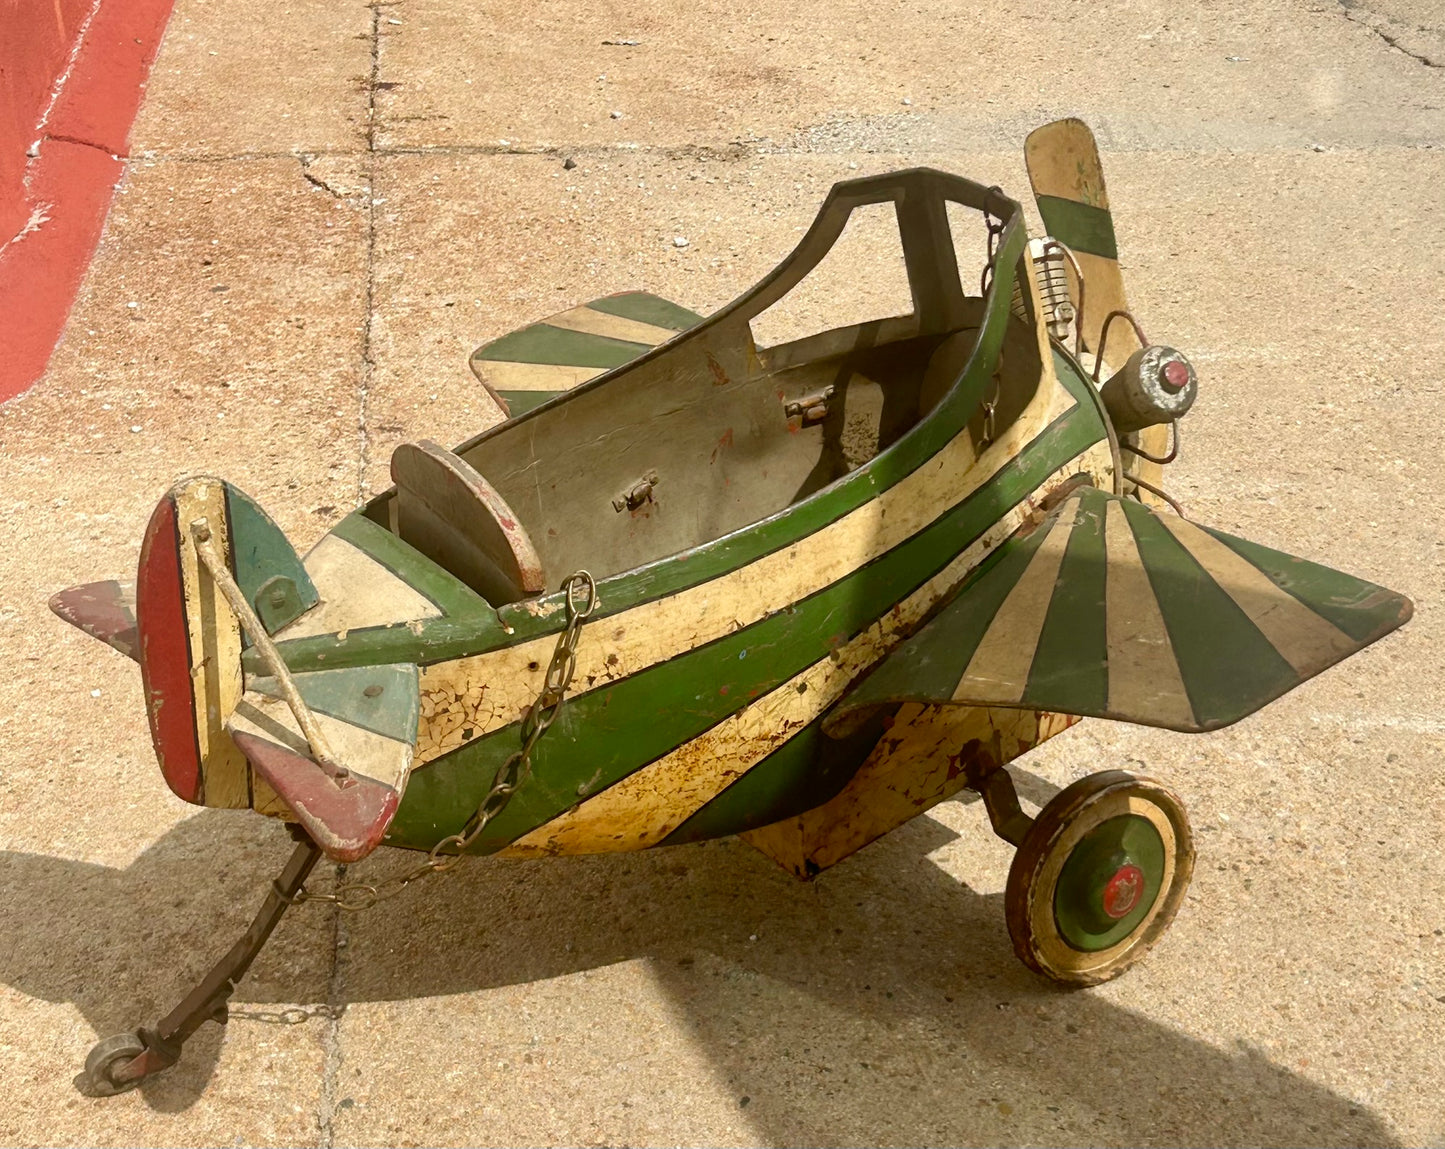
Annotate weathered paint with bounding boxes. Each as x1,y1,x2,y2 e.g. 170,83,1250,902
49,579,139,661
740,706,1079,879
413,333,1087,763
470,293,705,414
136,494,204,803
836,486,1413,733
388,427,1115,855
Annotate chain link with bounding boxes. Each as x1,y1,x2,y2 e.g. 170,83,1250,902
977,186,1006,446
978,185,1006,298
293,570,598,912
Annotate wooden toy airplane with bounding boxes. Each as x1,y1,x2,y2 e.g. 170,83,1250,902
51,119,1411,1095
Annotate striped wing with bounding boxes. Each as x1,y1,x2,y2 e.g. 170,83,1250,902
471,292,705,416
834,487,1412,733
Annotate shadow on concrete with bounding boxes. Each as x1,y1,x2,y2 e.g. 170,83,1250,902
0,797,1398,1145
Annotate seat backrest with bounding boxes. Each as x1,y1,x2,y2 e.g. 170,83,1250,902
391,440,546,605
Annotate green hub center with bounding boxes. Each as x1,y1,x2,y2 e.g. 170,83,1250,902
1053,813,1165,952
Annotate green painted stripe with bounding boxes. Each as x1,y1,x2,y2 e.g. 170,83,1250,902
587,292,705,331
498,390,559,416
277,221,1048,674
661,707,889,846
250,664,419,743
1024,487,1109,713
1035,194,1119,261
1120,499,1298,729
386,399,1105,854
1199,527,1412,644
225,484,317,630
838,514,1062,714
475,323,652,369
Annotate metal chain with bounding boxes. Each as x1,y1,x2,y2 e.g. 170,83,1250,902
292,571,599,912
978,187,1006,445
978,185,1006,297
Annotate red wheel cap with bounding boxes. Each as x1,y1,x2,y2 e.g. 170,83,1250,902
1102,862,1146,919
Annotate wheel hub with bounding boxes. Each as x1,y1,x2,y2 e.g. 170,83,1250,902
1053,813,1165,952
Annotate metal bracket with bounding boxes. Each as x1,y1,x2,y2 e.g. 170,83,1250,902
972,766,1034,847
612,470,659,513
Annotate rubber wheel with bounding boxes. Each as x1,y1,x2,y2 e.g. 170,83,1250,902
1006,770,1194,986
78,1032,148,1097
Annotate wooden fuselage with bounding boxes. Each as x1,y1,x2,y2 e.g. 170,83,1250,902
249,172,1120,865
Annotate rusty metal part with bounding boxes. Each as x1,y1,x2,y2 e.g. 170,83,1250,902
1123,470,1188,518
979,186,1007,296
293,570,599,911
972,766,1033,847
1091,309,1150,384
612,472,659,513
190,518,349,784
1121,420,1181,466
783,385,835,424
77,836,323,1096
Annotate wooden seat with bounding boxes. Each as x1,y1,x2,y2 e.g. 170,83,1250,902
391,440,546,605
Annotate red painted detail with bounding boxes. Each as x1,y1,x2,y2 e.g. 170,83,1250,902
709,427,735,465
705,352,729,387
231,731,399,863
1160,359,1190,393
49,578,139,660
1101,862,1145,919
0,0,176,402
135,494,203,804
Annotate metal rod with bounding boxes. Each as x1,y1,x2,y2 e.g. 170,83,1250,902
1121,420,1181,465
189,518,347,782
1092,308,1150,383
111,839,323,1086
1123,470,1189,518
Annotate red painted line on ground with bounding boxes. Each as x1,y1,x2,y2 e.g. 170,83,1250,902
0,0,175,404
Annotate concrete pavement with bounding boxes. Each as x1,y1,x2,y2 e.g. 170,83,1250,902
1,0,1442,1143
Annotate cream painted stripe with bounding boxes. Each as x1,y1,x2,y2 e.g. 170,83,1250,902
499,453,1109,855
230,694,413,792
542,306,680,347
276,534,441,642
1155,513,1356,677
1103,498,1193,728
416,375,1093,764
473,361,607,392
954,508,1078,705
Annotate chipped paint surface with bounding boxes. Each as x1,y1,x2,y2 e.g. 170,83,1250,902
414,369,1096,765
275,533,441,641
742,706,1079,878
498,444,1111,858
172,478,251,809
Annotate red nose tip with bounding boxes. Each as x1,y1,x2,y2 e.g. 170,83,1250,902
1160,359,1191,393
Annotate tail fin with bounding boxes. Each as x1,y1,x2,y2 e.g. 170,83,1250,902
134,476,317,807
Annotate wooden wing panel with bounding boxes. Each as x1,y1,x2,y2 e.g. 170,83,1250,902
830,487,1412,734
470,291,704,415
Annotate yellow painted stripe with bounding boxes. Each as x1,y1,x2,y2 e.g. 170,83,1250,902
542,305,680,347
1155,513,1357,677
415,376,1095,764
954,510,1078,705
173,478,251,809
276,534,441,642
501,458,1097,857
1103,498,1193,728
473,361,606,392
